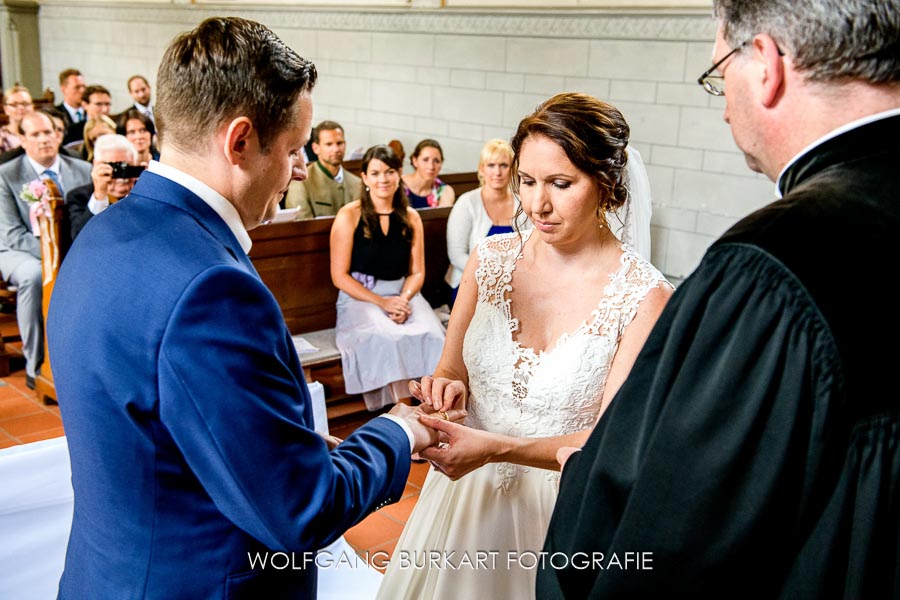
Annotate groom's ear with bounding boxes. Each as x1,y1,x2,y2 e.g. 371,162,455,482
221,117,255,165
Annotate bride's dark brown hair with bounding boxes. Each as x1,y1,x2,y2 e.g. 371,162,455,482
510,92,631,216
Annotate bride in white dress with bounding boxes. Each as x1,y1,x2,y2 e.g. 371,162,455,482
376,93,673,600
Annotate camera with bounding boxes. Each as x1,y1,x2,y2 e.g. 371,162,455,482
108,162,145,179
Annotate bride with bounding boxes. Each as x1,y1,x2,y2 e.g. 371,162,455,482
375,93,673,599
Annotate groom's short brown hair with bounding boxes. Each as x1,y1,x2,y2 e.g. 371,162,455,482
155,17,317,154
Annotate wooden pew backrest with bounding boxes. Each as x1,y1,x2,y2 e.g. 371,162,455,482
248,206,452,332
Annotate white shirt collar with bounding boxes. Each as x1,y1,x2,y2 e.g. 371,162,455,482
334,165,344,184
147,160,252,254
775,107,900,198
26,155,62,180
62,103,82,119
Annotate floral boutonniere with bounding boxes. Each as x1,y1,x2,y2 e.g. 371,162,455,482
20,178,54,237
20,179,51,205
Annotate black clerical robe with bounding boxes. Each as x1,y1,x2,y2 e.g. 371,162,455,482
538,114,900,599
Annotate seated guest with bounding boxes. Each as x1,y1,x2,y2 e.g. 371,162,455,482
126,75,154,125
0,110,81,165
0,111,91,388
284,120,361,218
117,108,159,163
53,69,86,146
66,134,140,240
330,144,445,411
402,139,455,208
81,115,116,161
1,85,33,153
445,138,530,305
64,84,112,147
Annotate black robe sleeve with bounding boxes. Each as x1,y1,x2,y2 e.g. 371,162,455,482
538,243,845,598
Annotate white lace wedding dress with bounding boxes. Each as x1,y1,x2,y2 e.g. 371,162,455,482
376,230,667,600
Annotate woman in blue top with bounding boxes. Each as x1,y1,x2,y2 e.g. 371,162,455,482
402,139,456,208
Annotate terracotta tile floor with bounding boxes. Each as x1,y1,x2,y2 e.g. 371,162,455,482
1,319,422,566
343,462,429,571
0,324,64,448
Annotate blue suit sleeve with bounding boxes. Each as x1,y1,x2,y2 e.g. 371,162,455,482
158,264,410,551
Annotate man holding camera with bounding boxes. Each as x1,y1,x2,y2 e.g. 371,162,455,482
66,134,143,240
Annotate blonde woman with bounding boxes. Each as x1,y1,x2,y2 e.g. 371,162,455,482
444,139,531,304
82,115,116,161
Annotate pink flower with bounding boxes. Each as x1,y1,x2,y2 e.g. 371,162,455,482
28,180,47,200
19,178,52,204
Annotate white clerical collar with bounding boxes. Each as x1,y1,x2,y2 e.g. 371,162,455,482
775,107,900,198
26,155,61,180
148,160,252,254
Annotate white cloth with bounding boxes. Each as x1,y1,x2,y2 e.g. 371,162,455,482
444,187,530,289
0,384,386,600
607,145,653,262
376,230,668,600
335,277,445,411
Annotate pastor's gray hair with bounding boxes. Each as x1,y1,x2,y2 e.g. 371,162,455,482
713,0,900,84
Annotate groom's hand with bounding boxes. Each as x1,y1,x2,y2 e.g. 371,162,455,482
417,416,494,481
388,403,467,454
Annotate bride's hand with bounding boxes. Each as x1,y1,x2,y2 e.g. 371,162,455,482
410,376,467,413
417,416,494,481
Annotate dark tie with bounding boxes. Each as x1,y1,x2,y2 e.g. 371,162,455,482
42,169,64,198
75,109,84,123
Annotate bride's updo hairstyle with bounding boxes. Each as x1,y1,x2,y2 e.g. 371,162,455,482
510,92,630,216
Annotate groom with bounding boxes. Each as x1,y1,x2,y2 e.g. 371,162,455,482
50,17,456,599
539,0,900,597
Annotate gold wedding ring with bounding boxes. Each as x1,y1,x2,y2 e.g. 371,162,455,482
439,411,449,421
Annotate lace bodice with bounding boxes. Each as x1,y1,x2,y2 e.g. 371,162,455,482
462,230,666,481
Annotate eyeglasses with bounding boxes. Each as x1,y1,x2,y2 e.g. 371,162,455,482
697,42,747,96
4,102,33,109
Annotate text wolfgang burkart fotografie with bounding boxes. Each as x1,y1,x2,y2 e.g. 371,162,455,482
248,550,654,571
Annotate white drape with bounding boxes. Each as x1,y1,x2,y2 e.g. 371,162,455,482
0,382,385,600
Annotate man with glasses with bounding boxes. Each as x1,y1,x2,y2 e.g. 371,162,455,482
540,0,899,597
0,111,90,389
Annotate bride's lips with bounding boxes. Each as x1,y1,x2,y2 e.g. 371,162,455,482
533,219,558,232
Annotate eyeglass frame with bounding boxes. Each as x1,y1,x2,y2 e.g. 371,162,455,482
4,101,33,109
697,41,748,96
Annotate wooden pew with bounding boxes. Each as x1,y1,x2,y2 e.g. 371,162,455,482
34,181,65,404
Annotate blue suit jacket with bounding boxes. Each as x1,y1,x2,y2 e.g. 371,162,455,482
49,172,411,599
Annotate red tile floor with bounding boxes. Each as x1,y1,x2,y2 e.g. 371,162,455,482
0,315,421,568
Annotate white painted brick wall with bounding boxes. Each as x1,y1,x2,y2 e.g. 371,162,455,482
35,4,775,280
